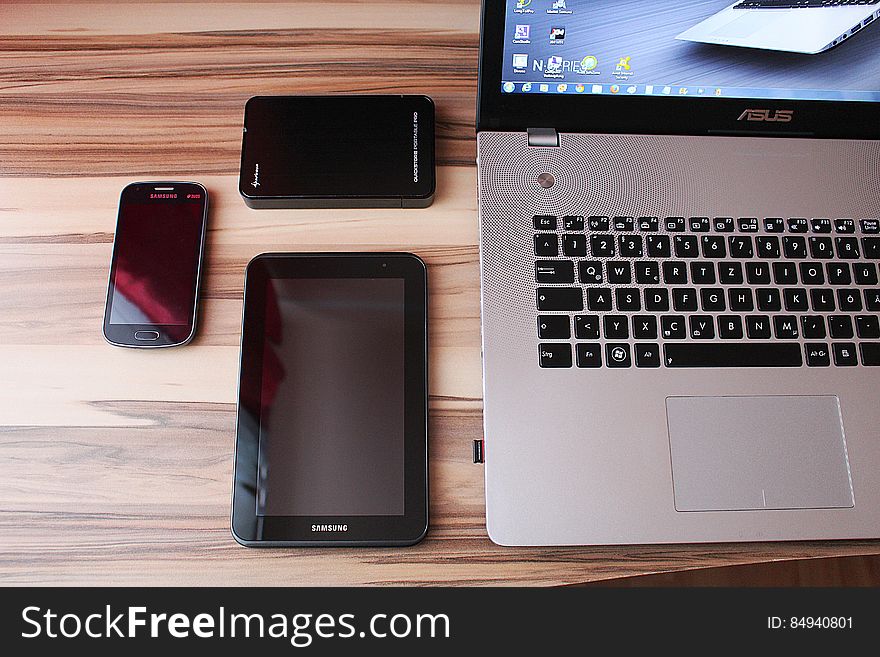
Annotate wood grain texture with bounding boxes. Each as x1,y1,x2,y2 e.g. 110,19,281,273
2,1,879,586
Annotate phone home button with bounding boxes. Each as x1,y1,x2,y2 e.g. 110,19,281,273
134,330,160,341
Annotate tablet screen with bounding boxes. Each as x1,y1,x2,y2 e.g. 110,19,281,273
256,278,406,517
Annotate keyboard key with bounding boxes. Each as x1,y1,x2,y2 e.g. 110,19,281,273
829,315,854,339
615,288,641,312
563,215,584,231
673,288,698,312
805,344,831,367
861,219,880,234
664,343,802,368
633,315,659,339
718,315,744,340
700,288,726,312
647,234,672,258
635,344,661,368
756,236,781,259
714,217,735,232
579,260,604,283
783,288,808,312
838,289,863,312
536,260,575,283
756,288,782,312
836,237,860,259
728,288,755,311
539,343,572,368
665,216,686,232
674,235,699,258
606,261,632,284
827,263,851,285
562,234,587,256
764,217,784,233
701,236,726,258
690,262,716,285
738,217,759,232
586,288,613,311
576,344,602,368
718,261,744,285
772,262,798,285
538,315,571,339
863,237,880,259
689,216,710,232
661,315,687,339
535,234,558,256
638,216,659,232
635,261,660,284
533,215,557,230
644,288,670,312
860,343,880,366
690,315,715,340
604,315,630,339
575,315,600,340
809,236,834,259
746,262,771,284
801,316,826,339
606,343,632,368
590,234,615,257
835,219,855,234
833,343,858,367
811,218,832,233
618,234,643,257
854,263,878,286
613,216,634,231
537,287,583,311
589,216,610,231
783,236,807,259
868,290,880,310
788,218,809,233
773,316,799,339
729,236,754,259
663,261,688,284
799,262,825,285
856,315,880,339
746,315,772,339
810,289,836,312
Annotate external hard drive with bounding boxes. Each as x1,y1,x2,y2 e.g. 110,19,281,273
239,95,435,209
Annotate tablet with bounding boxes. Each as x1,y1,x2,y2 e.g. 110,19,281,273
232,253,428,546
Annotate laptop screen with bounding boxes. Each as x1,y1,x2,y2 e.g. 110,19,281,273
501,0,880,103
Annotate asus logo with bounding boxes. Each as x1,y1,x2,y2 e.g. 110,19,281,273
251,163,260,188
737,109,794,123
311,524,348,532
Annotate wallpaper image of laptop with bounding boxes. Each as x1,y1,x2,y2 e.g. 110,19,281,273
678,0,880,54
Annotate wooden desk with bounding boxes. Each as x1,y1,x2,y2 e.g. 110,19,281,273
2,1,878,586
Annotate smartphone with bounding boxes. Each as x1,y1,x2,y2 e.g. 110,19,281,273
103,182,208,348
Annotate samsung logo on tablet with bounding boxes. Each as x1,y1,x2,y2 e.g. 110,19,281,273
311,524,349,532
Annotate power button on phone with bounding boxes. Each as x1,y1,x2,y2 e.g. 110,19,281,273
134,330,160,341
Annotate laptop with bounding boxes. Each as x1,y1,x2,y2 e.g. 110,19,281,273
677,0,880,54
477,0,880,545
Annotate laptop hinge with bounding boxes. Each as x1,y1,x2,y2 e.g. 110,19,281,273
527,128,559,147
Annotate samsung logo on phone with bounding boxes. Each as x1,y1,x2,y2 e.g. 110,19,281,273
150,193,177,199
311,524,349,532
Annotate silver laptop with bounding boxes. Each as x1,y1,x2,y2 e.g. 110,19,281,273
477,0,880,545
677,0,880,54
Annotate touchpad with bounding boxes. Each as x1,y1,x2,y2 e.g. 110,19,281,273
711,12,783,39
666,396,853,512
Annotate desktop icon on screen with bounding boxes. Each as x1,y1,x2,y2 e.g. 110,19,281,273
512,53,529,70
514,25,531,41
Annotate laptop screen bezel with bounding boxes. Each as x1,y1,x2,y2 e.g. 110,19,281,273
477,0,880,139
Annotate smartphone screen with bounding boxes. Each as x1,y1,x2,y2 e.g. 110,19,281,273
103,182,208,347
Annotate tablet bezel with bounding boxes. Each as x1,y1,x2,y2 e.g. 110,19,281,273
231,253,428,546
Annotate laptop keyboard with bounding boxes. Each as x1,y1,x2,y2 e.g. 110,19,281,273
534,215,880,369
734,1,879,9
